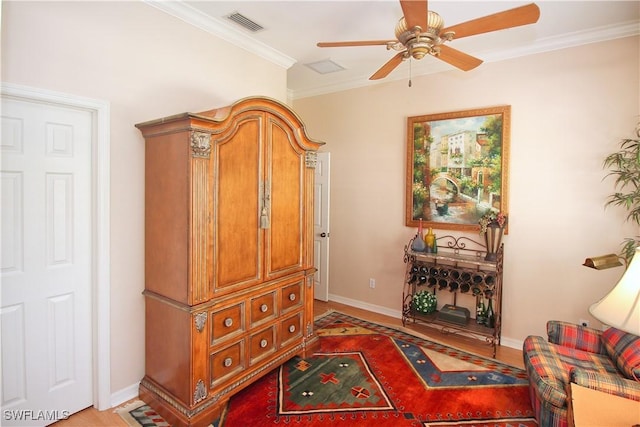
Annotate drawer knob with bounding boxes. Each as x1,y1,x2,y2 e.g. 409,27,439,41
260,339,268,348
260,304,268,313
288,293,296,301
223,357,233,368
288,325,296,333
224,317,233,327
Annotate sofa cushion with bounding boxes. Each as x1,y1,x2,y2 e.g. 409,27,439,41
523,335,618,410
601,327,640,380
547,320,605,354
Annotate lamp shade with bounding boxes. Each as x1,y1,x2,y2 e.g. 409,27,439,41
589,247,640,336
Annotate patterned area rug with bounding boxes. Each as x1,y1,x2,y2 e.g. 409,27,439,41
120,311,536,426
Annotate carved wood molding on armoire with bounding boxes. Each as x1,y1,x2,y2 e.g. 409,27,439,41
136,97,325,426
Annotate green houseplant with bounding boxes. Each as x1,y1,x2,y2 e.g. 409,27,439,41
603,124,640,265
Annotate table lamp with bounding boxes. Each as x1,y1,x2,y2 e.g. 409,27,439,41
589,247,640,336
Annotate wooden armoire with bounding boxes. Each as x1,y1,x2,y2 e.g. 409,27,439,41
136,97,324,426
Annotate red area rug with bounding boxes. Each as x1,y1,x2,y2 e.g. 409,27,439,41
221,311,535,426
122,311,536,426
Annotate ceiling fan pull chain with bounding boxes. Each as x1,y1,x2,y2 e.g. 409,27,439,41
408,56,412,87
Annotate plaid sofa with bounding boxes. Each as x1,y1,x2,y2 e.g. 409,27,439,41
522,320,640,427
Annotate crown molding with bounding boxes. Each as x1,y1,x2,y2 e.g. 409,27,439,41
142,0,296,69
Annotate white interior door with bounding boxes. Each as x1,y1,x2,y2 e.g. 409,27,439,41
313,152,330,302
1,97,93,425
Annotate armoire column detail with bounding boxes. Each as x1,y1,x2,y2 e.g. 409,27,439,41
190,131,211,158
190,157,210,304
193,380,207,404
194,312,207,333
136,97,324,427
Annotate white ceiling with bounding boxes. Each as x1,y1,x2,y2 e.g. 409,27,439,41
145,1,640,99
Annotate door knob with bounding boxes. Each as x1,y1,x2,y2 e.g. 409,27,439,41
320,232,327,237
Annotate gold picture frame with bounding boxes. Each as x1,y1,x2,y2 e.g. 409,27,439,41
406,106,510,232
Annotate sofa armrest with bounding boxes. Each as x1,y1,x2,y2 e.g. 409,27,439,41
570,368,640,401
547,320,605,354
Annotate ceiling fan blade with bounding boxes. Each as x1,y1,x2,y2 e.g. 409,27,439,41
400,0,428,31
441,3,540,40
436,45,483,71
370,52,405,80
317,40,394,48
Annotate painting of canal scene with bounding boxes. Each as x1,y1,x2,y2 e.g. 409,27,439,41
405,106,510,232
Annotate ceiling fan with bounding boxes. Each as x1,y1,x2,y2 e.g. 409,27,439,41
317,1,540,80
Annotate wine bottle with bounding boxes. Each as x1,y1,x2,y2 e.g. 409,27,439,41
476,297,486,325
424,227,435,250
486,298,495,328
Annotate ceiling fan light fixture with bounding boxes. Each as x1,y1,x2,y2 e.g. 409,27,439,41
396,10,447,60
410,41,432,59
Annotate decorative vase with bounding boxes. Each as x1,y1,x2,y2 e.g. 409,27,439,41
483,224,504,261
411,219,426,252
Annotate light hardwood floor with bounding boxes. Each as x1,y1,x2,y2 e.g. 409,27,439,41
54,300,524,427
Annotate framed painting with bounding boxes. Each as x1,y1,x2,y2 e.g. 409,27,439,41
406,105,510,232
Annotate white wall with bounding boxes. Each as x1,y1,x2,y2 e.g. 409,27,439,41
2,0,288,402
293,36,640,347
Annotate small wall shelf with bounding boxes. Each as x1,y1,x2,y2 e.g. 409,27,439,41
402,235,504,358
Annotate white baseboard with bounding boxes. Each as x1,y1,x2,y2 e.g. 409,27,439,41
110,382,140,408
328,293,403,319
500,336,524,351
327,294,523,351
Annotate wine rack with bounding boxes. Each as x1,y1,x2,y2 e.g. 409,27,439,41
402,235,503,357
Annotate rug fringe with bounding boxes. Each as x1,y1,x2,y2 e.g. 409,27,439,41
114,400,147,427
314,308,335,320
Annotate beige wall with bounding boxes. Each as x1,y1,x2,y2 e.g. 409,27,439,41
3,0,639,407
2,1,288,400
293,36,640,347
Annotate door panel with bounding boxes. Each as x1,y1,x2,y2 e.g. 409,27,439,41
214,115,262,290
266,118,303,277
1,98,93,425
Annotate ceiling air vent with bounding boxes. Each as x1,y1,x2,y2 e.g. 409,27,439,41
305,59,346,74
226,12,264,33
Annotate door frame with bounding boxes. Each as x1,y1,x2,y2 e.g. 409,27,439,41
314,152,330,302
1,82,111,410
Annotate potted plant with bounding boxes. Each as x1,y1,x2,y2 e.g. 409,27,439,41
412,290,437,314
603,124,640,265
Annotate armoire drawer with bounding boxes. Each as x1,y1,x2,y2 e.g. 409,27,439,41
280,313,303,346
210,340,245,387
249,325,276,364
210,303,244,344
250,291,276,326
280,281,303,312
